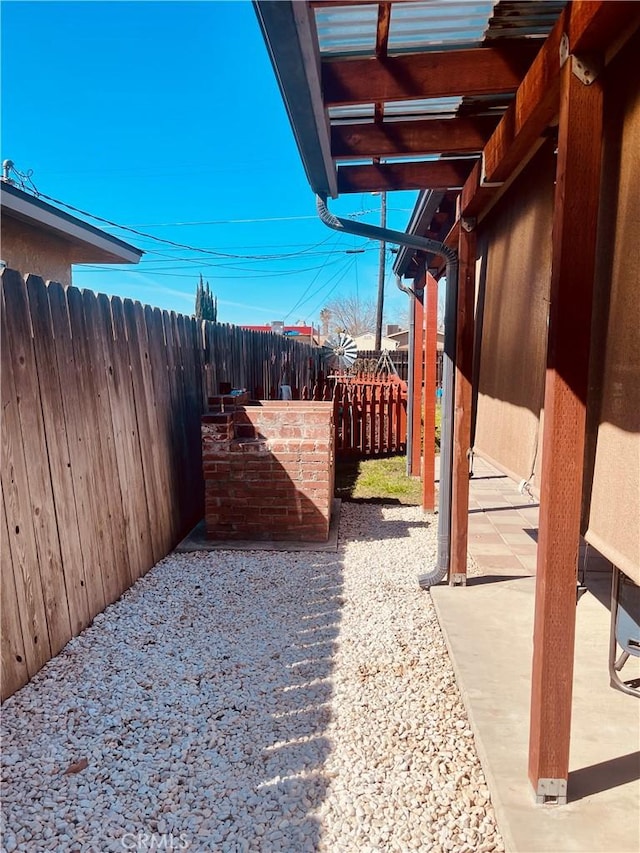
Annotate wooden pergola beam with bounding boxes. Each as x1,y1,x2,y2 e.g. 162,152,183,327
373,3,391,126
331,116,499,160
337,159,475,193
322,44,540,106
460,1,638,216
528,48,604,806
375,1,391,59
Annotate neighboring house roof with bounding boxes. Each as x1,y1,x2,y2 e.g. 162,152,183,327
242,324,317,337
387,329,409,349
1,181,143,265
353,332,398,351
385,328,444,350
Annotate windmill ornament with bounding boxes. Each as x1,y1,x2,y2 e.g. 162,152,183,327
322,332,358,372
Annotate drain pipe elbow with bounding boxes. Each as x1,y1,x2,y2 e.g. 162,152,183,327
317,194,458,590
395,273,415,298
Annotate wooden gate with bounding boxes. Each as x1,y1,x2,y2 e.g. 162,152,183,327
315,374,407,458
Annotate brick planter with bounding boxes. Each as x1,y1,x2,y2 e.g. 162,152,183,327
202,401,335,541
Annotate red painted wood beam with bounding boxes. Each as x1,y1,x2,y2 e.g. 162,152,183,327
322,44,539,106
528,53,604,805
331,116,499,160
422,272,437,512
337,159,475,194
449,225,477,583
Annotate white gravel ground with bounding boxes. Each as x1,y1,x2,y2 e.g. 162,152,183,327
1,503,504,853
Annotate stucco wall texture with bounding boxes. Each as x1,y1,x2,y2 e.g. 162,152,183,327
1,217,73,286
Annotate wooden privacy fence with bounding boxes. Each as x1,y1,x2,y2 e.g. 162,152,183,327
0,269,323,700
354,350,409,381
355,348,444,388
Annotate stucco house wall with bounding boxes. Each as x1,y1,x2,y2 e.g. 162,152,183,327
1,216,74,287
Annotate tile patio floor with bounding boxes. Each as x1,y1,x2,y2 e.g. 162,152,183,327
430,456,640,853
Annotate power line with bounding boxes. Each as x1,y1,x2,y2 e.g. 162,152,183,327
283,232,343,321
81,256,348,280
8,177,346,262
307,259,357,318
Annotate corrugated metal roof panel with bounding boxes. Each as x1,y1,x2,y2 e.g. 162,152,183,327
485,1,567,40
315,1,567,58
388,2,495,52
328,97,463,123
315,3,378,56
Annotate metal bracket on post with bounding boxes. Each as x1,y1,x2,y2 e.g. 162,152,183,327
480,152,504,188
559,32,601,85
535,778,568,806
559,33,570,67
449,573,467,587
571,53,602,86
461,217,476,233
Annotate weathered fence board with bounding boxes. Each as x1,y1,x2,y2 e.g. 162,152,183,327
123,298,173,562
68,286,124,606
26,276,90,636
1,492,29,696
98,294,155,582
1,283,52,675
3,272,72,657
83,289,134,600
47,282,108,619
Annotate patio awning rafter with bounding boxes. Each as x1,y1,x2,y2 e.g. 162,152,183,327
322,44,540,107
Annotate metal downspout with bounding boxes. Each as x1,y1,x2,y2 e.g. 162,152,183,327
317,195,458,588
406,286,415,476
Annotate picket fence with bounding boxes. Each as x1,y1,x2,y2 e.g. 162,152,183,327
308,373,408,457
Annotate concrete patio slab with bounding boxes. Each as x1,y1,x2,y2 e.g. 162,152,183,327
430,459,640,853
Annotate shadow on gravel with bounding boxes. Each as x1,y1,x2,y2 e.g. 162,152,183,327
0,550,346,853
1,500,429,851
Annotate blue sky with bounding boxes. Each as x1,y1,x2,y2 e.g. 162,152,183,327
1,0,418,329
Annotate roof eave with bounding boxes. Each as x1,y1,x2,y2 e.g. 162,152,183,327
393,189,446,277
1,183,142,265
254,0,338,199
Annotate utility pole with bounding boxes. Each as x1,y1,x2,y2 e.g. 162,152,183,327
374,191,387,350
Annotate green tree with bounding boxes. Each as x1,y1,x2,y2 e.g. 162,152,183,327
195,273,217,322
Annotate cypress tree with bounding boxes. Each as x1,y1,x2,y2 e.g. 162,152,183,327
195,274,217,322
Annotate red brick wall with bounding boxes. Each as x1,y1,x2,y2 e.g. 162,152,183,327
202,402,334,541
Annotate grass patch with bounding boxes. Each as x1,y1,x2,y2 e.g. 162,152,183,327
335,402,441,505
335,455,422,505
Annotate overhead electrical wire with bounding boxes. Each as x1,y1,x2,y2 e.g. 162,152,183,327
4,165,384,306
81,255,350,280
283,231,343,321
307,258,358,319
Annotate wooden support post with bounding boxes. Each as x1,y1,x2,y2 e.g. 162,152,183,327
422,272,438,512
450,225,477,585
528,53,603,806
410,284,424,477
